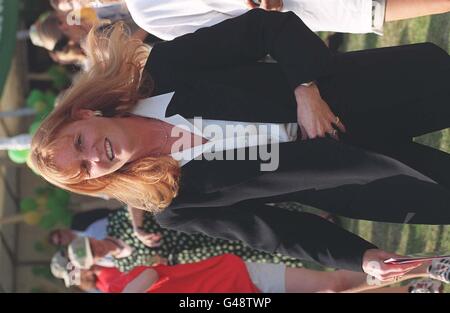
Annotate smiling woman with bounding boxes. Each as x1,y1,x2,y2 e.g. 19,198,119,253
30,22,181,211
51,112,135,179
29,9,450,282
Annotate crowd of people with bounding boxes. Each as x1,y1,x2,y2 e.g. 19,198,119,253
48,208,447,293
26,0,450,293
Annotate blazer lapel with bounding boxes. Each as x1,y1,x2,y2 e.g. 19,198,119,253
178,150,263,196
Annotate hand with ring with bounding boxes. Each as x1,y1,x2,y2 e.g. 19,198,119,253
295,82,347,140
362,249,424,282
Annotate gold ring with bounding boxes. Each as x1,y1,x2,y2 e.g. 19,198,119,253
335,116,340,125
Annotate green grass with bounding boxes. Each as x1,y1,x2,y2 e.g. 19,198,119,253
315,13,450,292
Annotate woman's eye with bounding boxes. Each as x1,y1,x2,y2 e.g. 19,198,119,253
76,135,82,149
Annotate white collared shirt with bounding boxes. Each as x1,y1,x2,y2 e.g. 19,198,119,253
74,218,108,240
125,0,377,41
93,3,131,22
132,92,298,166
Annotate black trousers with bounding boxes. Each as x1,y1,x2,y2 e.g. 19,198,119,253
295,43,450,224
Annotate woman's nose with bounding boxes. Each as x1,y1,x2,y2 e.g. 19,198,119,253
83,145,101,162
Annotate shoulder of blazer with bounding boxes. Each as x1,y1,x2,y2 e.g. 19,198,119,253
144,42,185,95
140,43,179,96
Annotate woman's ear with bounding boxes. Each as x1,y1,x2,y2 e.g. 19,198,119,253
74,109,96,120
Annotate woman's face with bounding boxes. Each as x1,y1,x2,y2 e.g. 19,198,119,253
56,13,91,43
50,229,76,246
53,111,134,179
54,0,83,11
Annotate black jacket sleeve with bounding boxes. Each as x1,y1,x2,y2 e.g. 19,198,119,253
155,202,378,272
147,9,333,91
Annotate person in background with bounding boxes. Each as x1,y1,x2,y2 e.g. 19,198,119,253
30,7,149,67
50,0,123,12
47,0,450,40
67,252,448,293
70,211,305,272
77,266,124,293
48,208,111,246
48,208,116,268
125,0,450,40
50,250,122,292
29,11,90,67
50,0,131,26
50,250,74,289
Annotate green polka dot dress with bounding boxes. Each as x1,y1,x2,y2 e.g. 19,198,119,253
107,208,303,272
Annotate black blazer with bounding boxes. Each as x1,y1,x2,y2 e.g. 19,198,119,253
142,10,441,271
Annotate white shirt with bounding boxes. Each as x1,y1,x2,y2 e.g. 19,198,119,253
125,0,376,41
93,3,131,22
132,92,298,167
75,217,108,240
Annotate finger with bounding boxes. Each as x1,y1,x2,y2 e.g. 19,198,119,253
385,262,423,272
377,275,396,282
143,234,156,240
299,125,309,140
379,275,402,283
322,120,338,139
304,126,317,139
369,262,420,278
335,119,347,133
328,129,339,140
381,265,422,277
316,122,329,138
145,238,161,247
324,121,339,140
145,239,161,247
245,0,259,8
374,269,406,281
328,114,347,134
315,128,325,138
326,110,344,132
146,233,160,240
148,237,162,245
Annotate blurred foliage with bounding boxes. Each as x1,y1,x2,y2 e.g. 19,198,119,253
19,185,72,229
47,65,71,90
31,266,53,280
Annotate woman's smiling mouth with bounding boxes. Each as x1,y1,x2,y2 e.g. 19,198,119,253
105,138,115,161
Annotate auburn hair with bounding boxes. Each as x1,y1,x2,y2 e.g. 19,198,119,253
30,23,180,212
